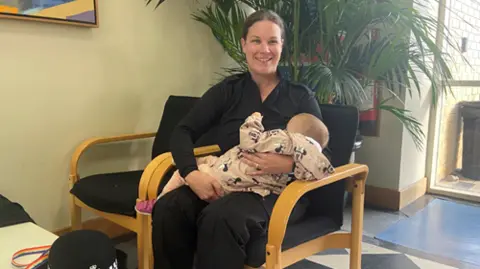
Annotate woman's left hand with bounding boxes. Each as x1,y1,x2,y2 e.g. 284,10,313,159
241,152,294,176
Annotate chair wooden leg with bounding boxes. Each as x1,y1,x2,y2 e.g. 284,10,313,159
350,179,365,269
70,196,82,231
265,245,281,269
137,218,145,269
137,214,153,269
147,215,154,269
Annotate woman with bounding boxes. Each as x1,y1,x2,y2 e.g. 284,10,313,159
151,9,323,269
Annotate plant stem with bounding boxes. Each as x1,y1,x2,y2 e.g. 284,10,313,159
293,0,300,81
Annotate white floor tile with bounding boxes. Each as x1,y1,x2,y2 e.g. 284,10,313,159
306,254,350,268
407,254,459,269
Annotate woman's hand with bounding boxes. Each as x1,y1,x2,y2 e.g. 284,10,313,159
241,152,294,176
185,170,224,201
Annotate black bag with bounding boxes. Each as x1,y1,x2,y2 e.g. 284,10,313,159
0,194,35,228
459,102,480,180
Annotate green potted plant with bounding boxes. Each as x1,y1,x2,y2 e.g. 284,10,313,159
145,0,463,150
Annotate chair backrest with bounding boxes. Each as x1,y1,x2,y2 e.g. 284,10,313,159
151,95,200,159
305,104,359,226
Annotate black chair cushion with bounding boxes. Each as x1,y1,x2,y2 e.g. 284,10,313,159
70,170,144,217
71,96,202,218
244,216,340,267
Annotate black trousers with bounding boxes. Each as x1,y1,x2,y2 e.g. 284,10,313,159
151,186,307,269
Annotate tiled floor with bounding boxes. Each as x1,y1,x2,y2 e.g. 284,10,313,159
291,242,458,269
116,233,471,269
116,195,480,269
116,238,463,269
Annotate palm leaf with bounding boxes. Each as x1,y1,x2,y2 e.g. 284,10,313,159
145,0,166,9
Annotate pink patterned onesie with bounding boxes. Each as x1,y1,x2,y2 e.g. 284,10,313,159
135,113,334,214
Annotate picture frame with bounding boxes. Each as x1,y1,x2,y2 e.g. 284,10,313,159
0,0,98,27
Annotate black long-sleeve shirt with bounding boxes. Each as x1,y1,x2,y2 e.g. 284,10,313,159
170,72,323,178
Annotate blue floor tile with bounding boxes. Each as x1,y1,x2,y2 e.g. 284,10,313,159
376,198,480,266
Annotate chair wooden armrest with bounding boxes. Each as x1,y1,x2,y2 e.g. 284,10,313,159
265,163,369,268
139,145,222,201
137,145,220,269
69,132,157,183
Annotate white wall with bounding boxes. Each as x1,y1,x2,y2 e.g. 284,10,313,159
0,0,229,231
397,0,438,190
355,100,404,190
356,85,431,191
398,82,431,190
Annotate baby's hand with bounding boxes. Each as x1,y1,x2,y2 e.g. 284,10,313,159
251,112,262,118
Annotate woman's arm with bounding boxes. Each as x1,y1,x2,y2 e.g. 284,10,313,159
169,82,228,179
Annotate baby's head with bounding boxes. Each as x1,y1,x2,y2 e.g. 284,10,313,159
286,113,329,148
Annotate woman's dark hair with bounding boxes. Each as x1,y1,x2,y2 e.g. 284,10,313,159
241,9,286,40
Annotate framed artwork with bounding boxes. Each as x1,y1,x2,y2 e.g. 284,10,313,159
0,0,98,27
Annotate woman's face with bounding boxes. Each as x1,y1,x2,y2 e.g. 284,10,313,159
241,20,283,77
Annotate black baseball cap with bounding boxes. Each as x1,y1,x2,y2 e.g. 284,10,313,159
38,230,126,269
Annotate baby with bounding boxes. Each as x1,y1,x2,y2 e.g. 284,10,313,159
135,112,335,215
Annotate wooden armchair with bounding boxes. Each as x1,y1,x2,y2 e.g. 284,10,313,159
142,103,369,269
69,96,205,269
